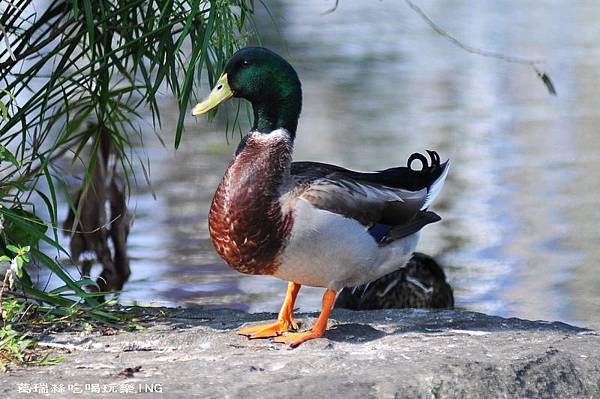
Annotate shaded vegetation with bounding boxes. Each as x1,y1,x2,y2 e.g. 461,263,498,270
0,0,256,366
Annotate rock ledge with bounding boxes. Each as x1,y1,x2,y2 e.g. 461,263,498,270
2,308,599,398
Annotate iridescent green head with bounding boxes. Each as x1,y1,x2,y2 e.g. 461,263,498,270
193,47,302,136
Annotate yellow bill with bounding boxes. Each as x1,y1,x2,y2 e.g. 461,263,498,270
192,74,233,116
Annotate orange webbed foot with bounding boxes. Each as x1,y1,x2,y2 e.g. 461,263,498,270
271,330,324,348
238,282,301,339
271,288,337,348
237,318,299,339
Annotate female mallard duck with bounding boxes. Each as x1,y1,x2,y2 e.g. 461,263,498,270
334,252,454,310
192,47,449,347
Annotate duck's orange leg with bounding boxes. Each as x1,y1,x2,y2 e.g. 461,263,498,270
272,288,336,348
237,281,301,339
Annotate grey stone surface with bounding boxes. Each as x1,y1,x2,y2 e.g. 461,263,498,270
2,307,599,398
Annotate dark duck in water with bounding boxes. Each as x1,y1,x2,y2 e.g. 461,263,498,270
192,47,449,347
334,252,454,310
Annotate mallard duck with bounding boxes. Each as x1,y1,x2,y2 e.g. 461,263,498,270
192,47,449,347
334,252,454,310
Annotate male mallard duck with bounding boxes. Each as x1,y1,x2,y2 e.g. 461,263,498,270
334,252,454,310
192,47,449,347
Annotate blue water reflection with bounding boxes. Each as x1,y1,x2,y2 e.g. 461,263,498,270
68,1,600,326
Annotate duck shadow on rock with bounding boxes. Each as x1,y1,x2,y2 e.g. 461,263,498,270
324,323,387,343
330,308,590,336
150,306,589,349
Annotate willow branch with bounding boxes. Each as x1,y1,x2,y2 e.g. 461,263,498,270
403,0,556,95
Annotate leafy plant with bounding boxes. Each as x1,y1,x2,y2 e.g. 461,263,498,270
0,298,64,370
0,0,256,365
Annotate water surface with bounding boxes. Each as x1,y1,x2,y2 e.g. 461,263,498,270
57,1,600,325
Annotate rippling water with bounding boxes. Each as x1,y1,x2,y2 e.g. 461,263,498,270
45,1,600,325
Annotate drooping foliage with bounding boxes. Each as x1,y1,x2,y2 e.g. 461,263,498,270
0,0,255,313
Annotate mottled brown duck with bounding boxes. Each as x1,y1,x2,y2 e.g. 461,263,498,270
334,252,454,310
192,47,449,347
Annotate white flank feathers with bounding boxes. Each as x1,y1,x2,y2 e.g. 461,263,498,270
275,199,419,290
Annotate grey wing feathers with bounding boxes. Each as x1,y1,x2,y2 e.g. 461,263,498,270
290,151,448,230
295,174,427,226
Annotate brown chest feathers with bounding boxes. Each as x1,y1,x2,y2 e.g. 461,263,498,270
208,132,294,275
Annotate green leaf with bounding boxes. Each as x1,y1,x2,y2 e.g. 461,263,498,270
0,101,8,120
0,145,19,167
82,0,95,52
30,248,100,308
15,256,23,270
175,1,217,149
71,0,79,17
6,245,19,254
1,208,48,250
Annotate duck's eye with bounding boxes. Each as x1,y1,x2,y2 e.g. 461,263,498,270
241,60,251,68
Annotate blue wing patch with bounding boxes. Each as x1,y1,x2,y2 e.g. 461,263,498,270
368,223,393,243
